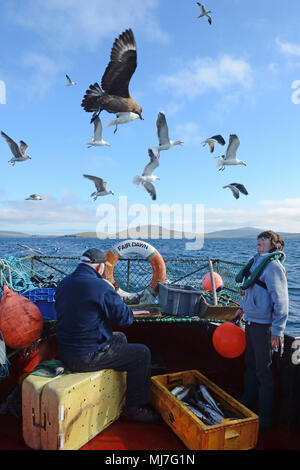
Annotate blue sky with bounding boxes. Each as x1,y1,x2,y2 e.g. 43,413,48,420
1,0,300,235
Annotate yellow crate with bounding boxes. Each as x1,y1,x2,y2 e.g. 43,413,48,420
150,370,259,450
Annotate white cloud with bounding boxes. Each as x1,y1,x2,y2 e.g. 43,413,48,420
174,122,203,144
2,196,300,235
21,52,65,97
204,202,300,233
157,55,253,99
5,0,168,51
259,198,300,207
275,37,300,56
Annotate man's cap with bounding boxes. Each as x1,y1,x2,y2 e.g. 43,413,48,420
80,248,106,264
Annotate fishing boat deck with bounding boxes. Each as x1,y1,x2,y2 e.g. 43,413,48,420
1,319,300,451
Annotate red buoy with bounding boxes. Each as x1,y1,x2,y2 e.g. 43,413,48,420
0,285,43,349
212,321,246,359
202,272,224,292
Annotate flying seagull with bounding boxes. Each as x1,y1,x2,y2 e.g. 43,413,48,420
66,74,76,86
197,3,212,24
217,134,247,170
83,174,114,200
81,29,144,126
106,111,140,134
26,194,43,200
87,116,110,147
133,148,160,200
152,112,184,157
223,183,248,199
202,134,226,153
1,131,32,165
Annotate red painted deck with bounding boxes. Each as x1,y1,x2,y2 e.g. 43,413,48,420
1,320,300,451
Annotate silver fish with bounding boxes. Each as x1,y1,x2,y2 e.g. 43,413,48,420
199,385,224,416
182,401,214,426
170,386,185,397
176,385,192,401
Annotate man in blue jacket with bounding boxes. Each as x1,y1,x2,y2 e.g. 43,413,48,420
55,248,159,423
235,230,289,430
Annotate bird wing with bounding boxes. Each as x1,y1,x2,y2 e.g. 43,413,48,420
1,131,23,158
156,112,170,145
143,181,156,200
208,15,212,24
101,29,137,98
231,183,248,195
142,148,160,175
210,135,226,145
66,74,72,84
83,174,106,191
225,134,240,161
93,117,103,141
223,185,240,199
197,3,205,13
19,141,28,155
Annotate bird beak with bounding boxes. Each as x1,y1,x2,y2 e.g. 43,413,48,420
180,142,184,146
140,116,144,120
243,162,247,166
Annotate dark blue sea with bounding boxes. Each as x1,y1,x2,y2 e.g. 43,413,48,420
0,236,299,337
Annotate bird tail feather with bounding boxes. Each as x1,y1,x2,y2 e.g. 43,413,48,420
81,82,103,112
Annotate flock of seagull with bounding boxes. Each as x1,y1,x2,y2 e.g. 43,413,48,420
1,3,249,203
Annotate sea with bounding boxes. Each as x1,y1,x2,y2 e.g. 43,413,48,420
0,236,299,337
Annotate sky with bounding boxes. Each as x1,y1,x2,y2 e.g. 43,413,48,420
1,0,300,235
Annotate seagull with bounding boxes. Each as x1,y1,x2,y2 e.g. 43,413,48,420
106,111,140,134
201,134,225,153
217,134,247,170
133,148,160,200
1,131,32,165
197,2,212,24
152,112,184,157
223,183,248,199
83,174,114,200
66,74,76,86
81,29,144,125
26,194,43,200
87,116,110,147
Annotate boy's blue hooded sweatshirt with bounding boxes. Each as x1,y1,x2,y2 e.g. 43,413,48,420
240,251,289,337
54,263,134,356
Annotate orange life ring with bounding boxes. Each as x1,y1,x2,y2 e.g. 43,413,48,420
105,240,166,304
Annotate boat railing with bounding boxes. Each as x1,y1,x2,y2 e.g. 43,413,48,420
0,255,244,306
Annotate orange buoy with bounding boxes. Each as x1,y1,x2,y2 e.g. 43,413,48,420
201,272,223,292
0,285,43,349
212,321,246,359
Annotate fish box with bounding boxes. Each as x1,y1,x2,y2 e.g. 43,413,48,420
21,288,56,320
150,370,259,450
158,283,203,317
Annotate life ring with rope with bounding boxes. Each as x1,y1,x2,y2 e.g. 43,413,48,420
104,240,166,305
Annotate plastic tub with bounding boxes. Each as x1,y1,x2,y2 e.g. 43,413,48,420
158,283,203,317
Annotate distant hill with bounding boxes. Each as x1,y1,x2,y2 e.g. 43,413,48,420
0,230,32,237
67,226,300,239
2,226,300,239
205,227,263,238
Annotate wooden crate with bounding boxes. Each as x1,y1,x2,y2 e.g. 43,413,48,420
150,369,259,450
